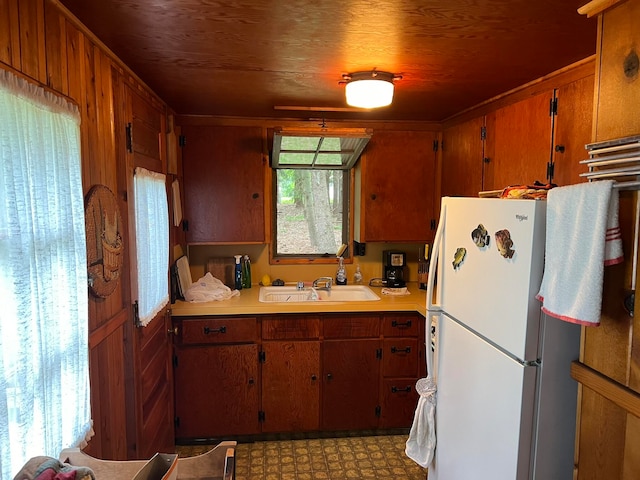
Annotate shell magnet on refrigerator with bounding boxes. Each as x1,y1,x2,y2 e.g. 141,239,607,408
495,229,515,259
452,247,467,270
471,224,490,248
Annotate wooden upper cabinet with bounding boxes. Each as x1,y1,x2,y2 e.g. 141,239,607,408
551,74,595,186
357,130,437,242
483,91,553,192
128,86,166,173
181,125,265,244
442,117,485,197
593,0,640,141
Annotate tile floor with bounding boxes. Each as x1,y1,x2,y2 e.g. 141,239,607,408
177,434,428,480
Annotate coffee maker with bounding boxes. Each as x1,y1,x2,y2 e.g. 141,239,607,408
383,250,406,287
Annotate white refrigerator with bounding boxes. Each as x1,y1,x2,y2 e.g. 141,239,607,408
425,197,581,480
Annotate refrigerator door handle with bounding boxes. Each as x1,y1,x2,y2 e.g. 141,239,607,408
427,202,446,312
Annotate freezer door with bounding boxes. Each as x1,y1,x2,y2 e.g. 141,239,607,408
429,314,537,480
437,197,546,360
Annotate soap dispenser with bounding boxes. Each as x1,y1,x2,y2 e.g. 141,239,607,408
336,257,347,285
353,264,363,284
242,254,252,289
234,255,243,290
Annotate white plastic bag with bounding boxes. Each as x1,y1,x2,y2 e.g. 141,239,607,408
185,273,240,303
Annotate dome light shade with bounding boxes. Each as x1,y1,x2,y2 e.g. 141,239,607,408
343,71,398,109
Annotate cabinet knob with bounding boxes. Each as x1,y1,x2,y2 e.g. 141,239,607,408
555,144,565,153
311,374,317,381
167,326,178,336
248,377,255,385
252,193,259,199
326,373,333,381
483,157,491,164
370,194,377,200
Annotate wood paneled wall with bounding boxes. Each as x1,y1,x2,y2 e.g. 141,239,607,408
0,0,171,461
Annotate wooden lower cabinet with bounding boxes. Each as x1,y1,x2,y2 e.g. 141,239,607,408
380,314,422,428
173,317,260,439
322,339,381,430
172,312,424,439
174,343,260,438
261,341,320,432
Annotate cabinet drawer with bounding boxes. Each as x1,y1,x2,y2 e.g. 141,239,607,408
383,338,419,377
262,316,320,340
178,317,257,344
382,313,421,337
323,315,380,339
380,378,420,429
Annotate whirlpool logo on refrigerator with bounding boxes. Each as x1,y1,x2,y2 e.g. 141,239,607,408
515,214,529,222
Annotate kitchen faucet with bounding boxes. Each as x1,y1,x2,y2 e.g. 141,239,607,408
312,277,332,291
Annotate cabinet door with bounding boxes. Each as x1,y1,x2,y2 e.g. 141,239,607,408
552,75,594,186
594,0,640,142
442,117,485,197
483,91,553,191
174,344,259,438
182,125,264,243
322,339,381,430
262,341,320,433
358,130,437,242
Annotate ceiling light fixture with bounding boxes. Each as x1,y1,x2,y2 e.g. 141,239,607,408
341,71,402,109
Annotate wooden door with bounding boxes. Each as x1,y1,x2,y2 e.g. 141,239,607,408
124,84,175,458
322,339,381,430
174,343,259,438
483,91,553,191
359,130,437,242
261,341,320,433
441,117,485,197
181,125,265,243
551,75,595,186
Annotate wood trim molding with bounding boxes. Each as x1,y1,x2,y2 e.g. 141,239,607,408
571,361,640,418
578,0,628,18
89,308,128,349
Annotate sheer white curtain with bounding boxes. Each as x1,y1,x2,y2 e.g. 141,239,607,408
133,167,169,326
0,70,92,479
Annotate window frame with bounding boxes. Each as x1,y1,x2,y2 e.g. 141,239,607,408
270,167,354,265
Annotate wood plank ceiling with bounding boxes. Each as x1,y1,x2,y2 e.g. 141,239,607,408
58,0,597,122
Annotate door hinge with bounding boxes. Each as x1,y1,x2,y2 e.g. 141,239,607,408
376,348,382,360
480,126,487,140
547,162,555,181
174,417,180,428
173,355,178,368
133,300,140,327
259,351,266,363
182,219,189,232
432,140,439,152
258,411,265,422
375,406,381,417
179,135,186,147
430,219,436,230
549,97,558,116
125,122,133,153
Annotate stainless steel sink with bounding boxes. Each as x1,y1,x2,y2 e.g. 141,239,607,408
258,285,380,303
